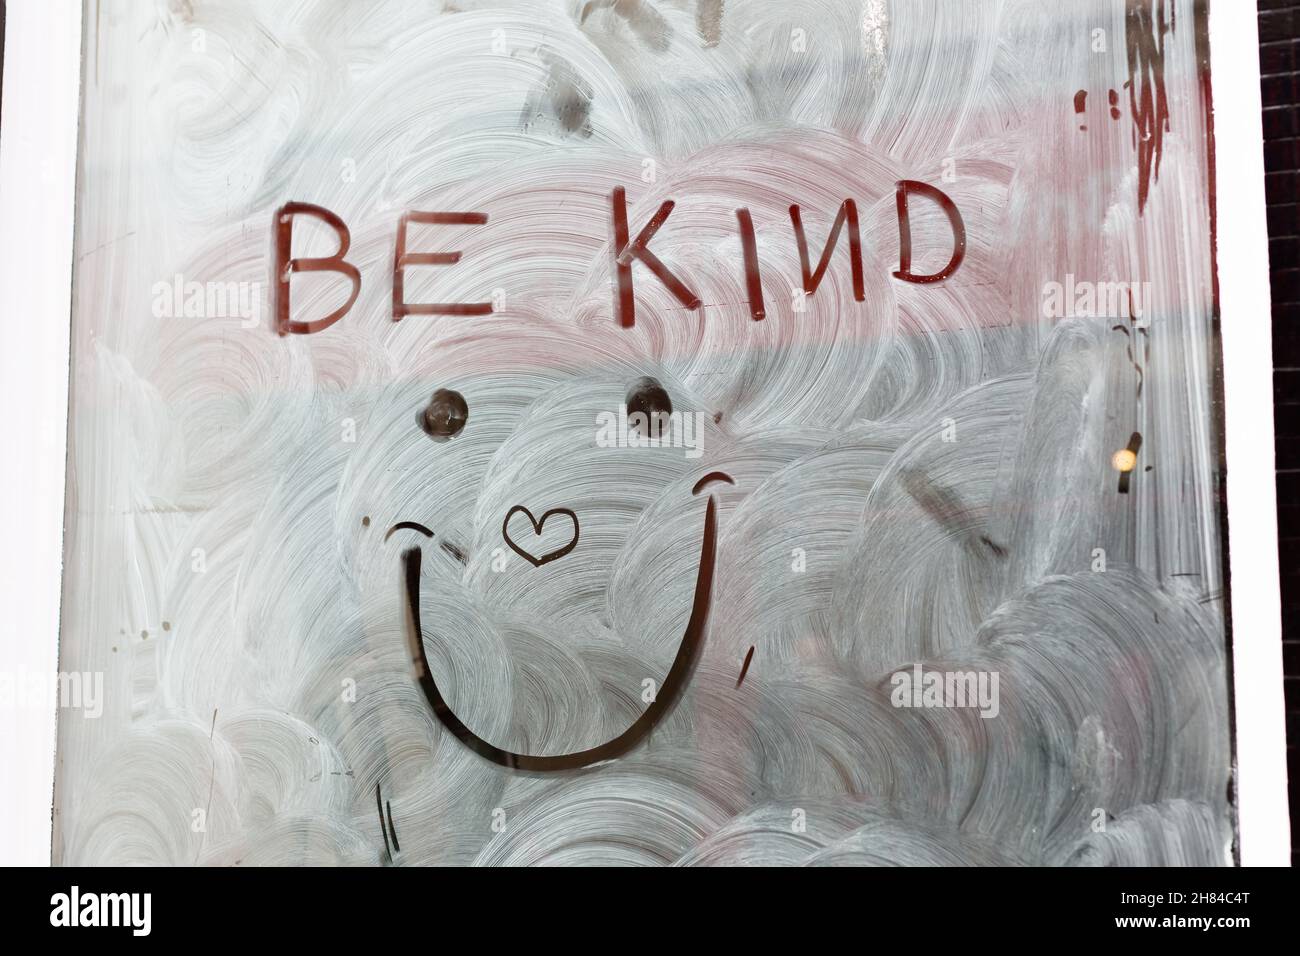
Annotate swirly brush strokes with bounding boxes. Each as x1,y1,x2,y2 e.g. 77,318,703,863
53,0,1232,866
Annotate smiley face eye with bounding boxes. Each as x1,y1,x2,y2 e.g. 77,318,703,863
419,388,468,441
625,376,672,434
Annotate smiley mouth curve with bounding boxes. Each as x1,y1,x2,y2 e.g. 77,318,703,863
401,491,719,772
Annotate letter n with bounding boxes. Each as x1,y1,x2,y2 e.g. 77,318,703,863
789,200,865,301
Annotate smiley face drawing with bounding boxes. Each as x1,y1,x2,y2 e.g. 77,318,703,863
398,463,725,772
360,319,746,784
390,370,730,771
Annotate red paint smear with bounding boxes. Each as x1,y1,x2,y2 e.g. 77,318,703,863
1125,0,1174,215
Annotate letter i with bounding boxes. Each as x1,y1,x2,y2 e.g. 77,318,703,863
736,208,765,320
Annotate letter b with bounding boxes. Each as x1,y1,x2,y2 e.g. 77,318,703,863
273,202,361,335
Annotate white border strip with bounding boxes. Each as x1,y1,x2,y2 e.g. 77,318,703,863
1212,2,1291,865
0,1,82,865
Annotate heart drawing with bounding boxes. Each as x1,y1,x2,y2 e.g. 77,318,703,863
502,505,580,567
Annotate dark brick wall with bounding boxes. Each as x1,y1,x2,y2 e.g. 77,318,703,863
1258,0,1300,865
